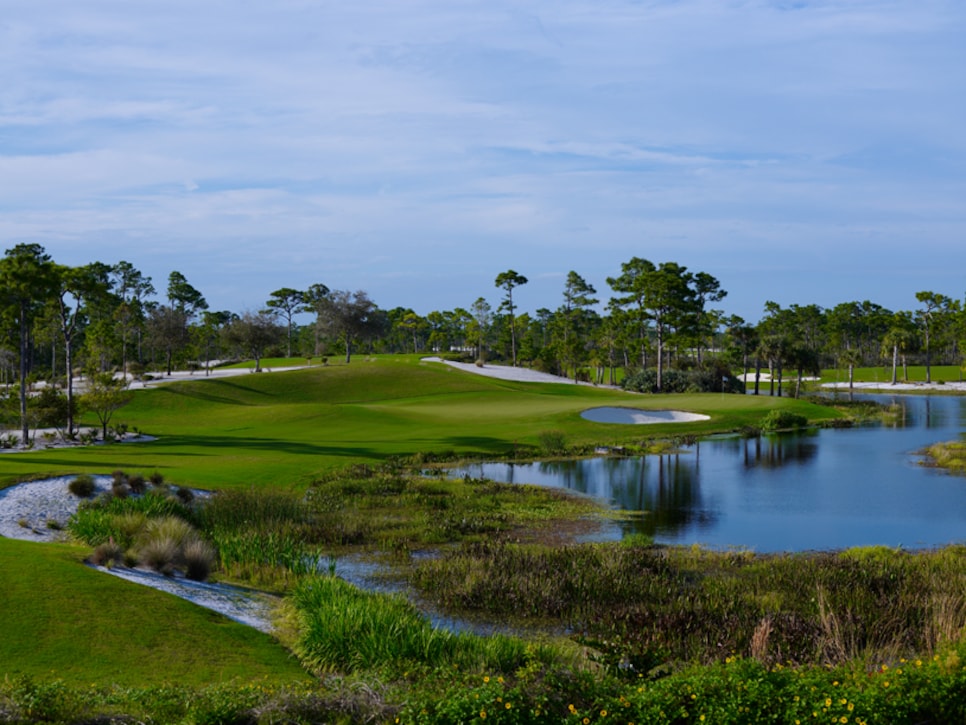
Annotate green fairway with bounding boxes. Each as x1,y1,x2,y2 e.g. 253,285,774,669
0,357,841,490
0,538,309,686
822,364,966,385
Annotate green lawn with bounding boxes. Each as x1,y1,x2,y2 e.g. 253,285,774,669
0,356,847,700
822,364,966,384
0,538,309,686
0,357,841,490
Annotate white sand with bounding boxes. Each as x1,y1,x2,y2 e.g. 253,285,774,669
422,356,582,384
0,475,114,541
580,407,711,425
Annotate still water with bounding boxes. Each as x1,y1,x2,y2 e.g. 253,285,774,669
453,395,966,552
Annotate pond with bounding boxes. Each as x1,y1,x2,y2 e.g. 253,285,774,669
452,395,966,552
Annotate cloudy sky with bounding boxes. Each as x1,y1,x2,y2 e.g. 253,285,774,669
2,1,964,322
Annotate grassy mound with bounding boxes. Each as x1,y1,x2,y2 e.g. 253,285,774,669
0,357,841,489
0,537,309,686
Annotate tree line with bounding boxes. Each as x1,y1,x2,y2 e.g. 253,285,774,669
2,243,965,443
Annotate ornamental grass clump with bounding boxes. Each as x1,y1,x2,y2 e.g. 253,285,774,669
138,536,180,576
90,539,124,568
183,539,217,581
67,474,96,498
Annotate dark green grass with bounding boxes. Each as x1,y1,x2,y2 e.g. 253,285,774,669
0,538,310,686
0,358,842,490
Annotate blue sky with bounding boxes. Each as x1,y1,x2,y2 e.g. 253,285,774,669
2,0,964,323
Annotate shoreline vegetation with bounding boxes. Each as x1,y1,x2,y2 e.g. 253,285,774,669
2,358,966,723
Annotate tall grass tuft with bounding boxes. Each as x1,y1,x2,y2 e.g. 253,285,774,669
67,474,96,498
183,539,217,581
290,575,539,676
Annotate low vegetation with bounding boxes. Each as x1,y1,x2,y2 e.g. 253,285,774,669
925,440,966,474
4,360,966,723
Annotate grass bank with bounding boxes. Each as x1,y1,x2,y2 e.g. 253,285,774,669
0,356,843,489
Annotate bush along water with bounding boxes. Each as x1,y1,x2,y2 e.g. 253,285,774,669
622,360,745,394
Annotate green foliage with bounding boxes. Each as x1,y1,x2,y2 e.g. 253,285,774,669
926,440,966,473
537,430,567,455
760,409,809,431
290,575,540,676
29,386,70,430
622,366,745,394
411,543,966,671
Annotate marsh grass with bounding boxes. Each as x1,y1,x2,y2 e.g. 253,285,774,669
411,542,966,671
925,440,966,473
289,575,548,676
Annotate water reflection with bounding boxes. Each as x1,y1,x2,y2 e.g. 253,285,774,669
452,395,966,552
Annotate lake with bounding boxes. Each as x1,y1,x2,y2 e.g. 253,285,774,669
451,395,966,552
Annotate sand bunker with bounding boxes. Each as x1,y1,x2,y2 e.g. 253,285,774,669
581,407,710,425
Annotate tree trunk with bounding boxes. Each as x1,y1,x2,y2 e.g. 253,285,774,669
18,305,29,447
891,344,898,385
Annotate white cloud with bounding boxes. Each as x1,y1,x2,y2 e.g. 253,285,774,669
0,0,963,320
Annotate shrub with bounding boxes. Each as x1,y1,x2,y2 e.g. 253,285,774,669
175,486,195,504
149,471,164,486
90,539,124,568
760,409,808,432
538,430,567,455
127,474,146,494
139,537,180,575
111,482,130,499
183,539,216,581
68,474,96,498
139,516,195,550
622,363,745,394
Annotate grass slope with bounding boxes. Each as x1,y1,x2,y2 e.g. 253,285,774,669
0,538,309,686
0,358,840,489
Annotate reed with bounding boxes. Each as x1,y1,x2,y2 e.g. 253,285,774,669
411,542,966,670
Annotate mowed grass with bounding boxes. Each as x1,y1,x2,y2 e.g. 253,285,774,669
0,357,841,490
822,364,966,385
0,538,310,686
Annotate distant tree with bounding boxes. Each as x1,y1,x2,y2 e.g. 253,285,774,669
725,316,757,388
196,310,233,374
468,298,492,363
81,372,133,441
52,263,112,437
315,290,378,363
167,271,207,317
301,283,331,355
882,311,917,384
915,291,956,384
111,261,155,372
607,257,657,371
142,271,207,375
0,243,57,445
425,310,451,353
494,270,528,366
146,305,189,375
224,311,283,372
397,311,427,354
691,271,727,364
554,271,599,380
266,287,304,358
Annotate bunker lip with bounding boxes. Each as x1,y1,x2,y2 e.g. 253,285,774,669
580,407,710,425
